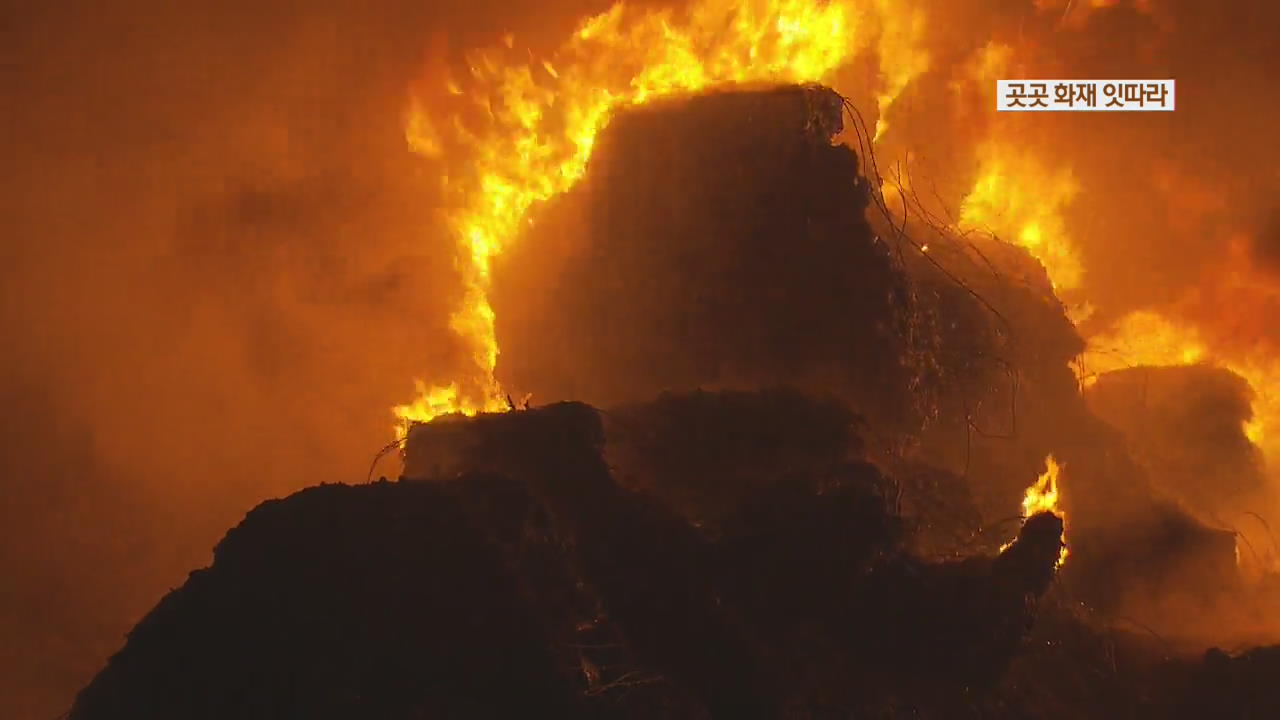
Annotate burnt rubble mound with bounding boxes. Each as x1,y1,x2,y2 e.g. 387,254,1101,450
73,395,1279,719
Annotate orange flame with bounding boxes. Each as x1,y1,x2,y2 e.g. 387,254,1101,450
395,0,933,433
1082,310,1207,377
396,1,1277,489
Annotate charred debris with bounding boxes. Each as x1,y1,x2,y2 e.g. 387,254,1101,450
72,85,1279,718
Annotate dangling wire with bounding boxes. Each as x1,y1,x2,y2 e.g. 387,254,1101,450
835,92,1014,339
832,90,1024,446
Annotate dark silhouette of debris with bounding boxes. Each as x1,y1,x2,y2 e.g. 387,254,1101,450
74,396,1081,719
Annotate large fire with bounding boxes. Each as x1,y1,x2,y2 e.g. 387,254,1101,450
395,0,1275,529
393,0,932,432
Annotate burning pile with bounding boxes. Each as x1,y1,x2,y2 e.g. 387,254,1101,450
392,0,932,426
394,0,1280,606
72,77,1280,717
68,391,1277,719
66,0,1280,715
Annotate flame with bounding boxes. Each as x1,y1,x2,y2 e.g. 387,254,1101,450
965,133,1278,468
1024,455,1064,518
871,0,930,141
396,0,933,432
1004,455,1069,568
1081,309,1279,463
958,141,1084,293
396,0,1278,484
951,36,1092,321
1083,310,1207,379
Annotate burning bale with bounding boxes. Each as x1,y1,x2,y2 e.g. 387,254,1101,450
69,479,584,719
1085,364,1266,517
492,85,926,431
870,162,1252,638
895,461,990,558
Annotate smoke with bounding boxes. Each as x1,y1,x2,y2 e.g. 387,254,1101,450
5,0,1280,715
0,0,609,716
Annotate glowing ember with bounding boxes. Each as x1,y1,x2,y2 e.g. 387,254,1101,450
394,0,933,433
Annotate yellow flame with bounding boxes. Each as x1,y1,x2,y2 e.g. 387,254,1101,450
1082,310,1278,464
1083,310,1207,380
972,41,1013,85
396,0,933,432
958,141,1084,292
1232,359,1276,451
404,98,443,158
1006,455,1068,567
1024,455,1063,518
871,0,930,141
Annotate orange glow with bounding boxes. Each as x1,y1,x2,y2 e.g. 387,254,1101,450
396,0,933,432
1082,310,1277,463
1214,357,1277,461
1082,310,1207,379
396,0,1279,490
871,0,930,140
958,141,1085,294
1001,455,1069,568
